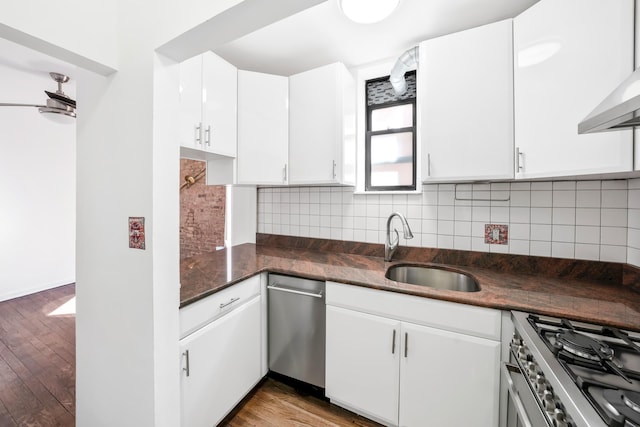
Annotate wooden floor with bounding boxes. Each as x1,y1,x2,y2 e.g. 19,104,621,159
0,285,381,427
223,377,382,427
0,284,75,427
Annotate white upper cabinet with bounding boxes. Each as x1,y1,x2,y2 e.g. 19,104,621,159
289,62,356,185
179,52,237,158
514,0,633,179
421,19,514,182
237,70,289,185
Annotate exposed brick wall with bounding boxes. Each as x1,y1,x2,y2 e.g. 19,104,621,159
180,159,226,259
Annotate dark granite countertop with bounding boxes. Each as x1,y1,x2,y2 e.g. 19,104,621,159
180,238,640,332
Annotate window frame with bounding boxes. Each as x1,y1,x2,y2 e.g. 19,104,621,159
364,73,417,192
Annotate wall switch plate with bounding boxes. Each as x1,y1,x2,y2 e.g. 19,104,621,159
129,217,146,249
485,224,508,245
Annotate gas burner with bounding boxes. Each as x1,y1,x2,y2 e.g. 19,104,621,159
556,330,615,362
603,389,640,425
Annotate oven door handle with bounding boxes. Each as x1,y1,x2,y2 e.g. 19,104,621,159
502,362,534,427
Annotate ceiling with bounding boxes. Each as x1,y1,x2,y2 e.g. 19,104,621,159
214,0,539,76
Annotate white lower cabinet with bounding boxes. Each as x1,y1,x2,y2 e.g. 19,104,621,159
399,322,500,427
326,282,501,427
326,306,400,426
179,291,262,427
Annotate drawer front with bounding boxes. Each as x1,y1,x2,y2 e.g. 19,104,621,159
326,281,501,341
180,275,261,339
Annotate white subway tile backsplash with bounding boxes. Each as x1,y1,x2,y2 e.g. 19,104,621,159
575,226,600,244
575,244,600,261
454,236,472,250
509,239,530,255
438,220,454,235
422,219,438,234
628,189,640,209
510,207,530,223
576,190,601,208
531,207,552,224
473,206,491,222
454,221,472,237
576,208,600,226
552,207,576,225
531,190,552,207
600,245,626,263
600,227,627,246
601,208,627,227
455,205,472,221
530,241,552,257
531,182,552,191
627,227,640,249
553,191,576,208
438,235,454,249
510,191,531,207
258,178,637,266
602,180,627,190
491,206,509,223
552,225,575,243
576,181,601,190
552,242,575,259
602,190,627,208
531,224,552,241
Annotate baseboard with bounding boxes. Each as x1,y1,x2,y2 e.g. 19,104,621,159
0,280,75,303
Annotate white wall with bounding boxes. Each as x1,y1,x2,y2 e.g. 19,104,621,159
258,179,632,264
0,50,76,301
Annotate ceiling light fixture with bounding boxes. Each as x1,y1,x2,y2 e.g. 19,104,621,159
339,0,400,24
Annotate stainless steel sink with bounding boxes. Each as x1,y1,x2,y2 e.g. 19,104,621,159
385,264,480,292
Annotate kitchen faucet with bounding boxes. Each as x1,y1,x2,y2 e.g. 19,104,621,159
385,212,414,262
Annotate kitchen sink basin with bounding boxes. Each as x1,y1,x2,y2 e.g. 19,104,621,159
385,264,480,292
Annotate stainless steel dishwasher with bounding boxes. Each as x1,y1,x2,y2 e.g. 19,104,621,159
267,273,325,388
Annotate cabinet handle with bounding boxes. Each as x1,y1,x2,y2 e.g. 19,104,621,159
283,164,287,183
205,125,211,147
219,297,240,309
427,153,431,177
183,350,190,377
195,123,202,145
392,329,397,354
404,332,408,358
516,147,524,172
332,160,337,180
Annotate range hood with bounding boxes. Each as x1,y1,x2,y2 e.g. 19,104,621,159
578,67,640,134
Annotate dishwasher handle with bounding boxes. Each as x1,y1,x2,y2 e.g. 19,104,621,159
267,284,323,299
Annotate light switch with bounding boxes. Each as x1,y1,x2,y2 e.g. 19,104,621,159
484,224,508,245
129,217,146,249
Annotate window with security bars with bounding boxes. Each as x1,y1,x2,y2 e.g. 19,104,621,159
365,71,417,191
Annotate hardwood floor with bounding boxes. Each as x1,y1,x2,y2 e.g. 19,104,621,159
0,284,75,427
0,285,380,427
223,377,383,427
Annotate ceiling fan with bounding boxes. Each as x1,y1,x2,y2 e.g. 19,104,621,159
0,72,76,121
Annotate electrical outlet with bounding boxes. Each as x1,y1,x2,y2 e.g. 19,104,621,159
485,224,508,245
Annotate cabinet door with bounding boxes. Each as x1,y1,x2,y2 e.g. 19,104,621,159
237,70,289,184
179,55,204,150
326,306,400,426
180,296,261,427
421,19,514,182
202,52,237,157
399,322,500,427
514,0,633,179
289,63,352,185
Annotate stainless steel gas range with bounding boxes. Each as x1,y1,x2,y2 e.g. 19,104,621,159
505,311,640,427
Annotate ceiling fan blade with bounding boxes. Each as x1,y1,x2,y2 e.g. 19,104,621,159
45,90,76,108
0,102,46,108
